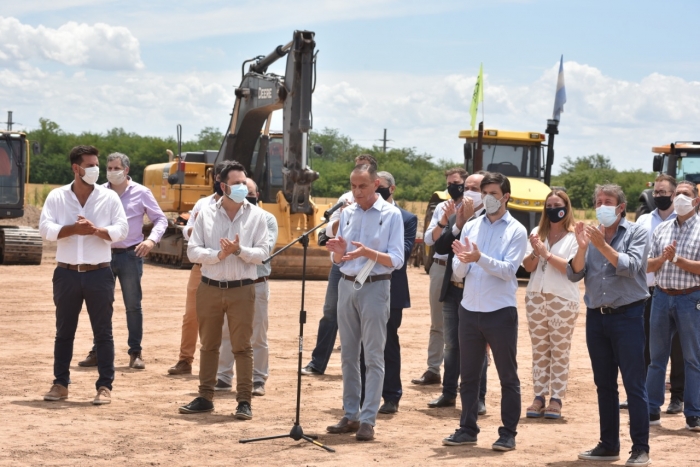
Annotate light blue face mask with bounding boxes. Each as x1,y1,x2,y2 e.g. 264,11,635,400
596,204,619,227
227,183,248,203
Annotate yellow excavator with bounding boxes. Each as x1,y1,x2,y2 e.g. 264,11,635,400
422,121,559,272
142,30,332,279
0,130,43,265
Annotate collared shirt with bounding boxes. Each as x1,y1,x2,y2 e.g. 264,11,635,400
39,183,129,264
187,199,269,281
334,195,404,276
452,210,527,312
567,218,650,309
651,214,700,290
425,196,452,261
525,227,580,303
636,209,677,286
183,194,218,241
324,191,354,238
257,211,279,278
104,178,168,249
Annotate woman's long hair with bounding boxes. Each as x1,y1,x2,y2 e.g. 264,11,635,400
537,190,575,242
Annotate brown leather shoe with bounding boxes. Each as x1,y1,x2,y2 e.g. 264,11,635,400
78,351,98,367
129,353,145,370
43,384,68,401
326,417,360,434
356,422,375,441
168,360,192,375
411,370,441,385
93,387,111,405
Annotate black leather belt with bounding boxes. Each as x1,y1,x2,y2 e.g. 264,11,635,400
111,245,137,254
451,281,464,289
201,276,255,289
658,284,700,296
596,299,646,315
433,259,447,266
341,273,391,283
57,262,111,272
254,276,269,284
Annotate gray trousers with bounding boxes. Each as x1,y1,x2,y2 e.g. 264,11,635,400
338,278,390,426
427,262,446,374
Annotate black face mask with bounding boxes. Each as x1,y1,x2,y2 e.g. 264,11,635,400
654,195,672,211
545,207,567,224
246,196,258,205
447,183,464,201
376,186,391,201
213,180,224,196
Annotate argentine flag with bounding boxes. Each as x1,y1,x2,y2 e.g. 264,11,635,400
552,55,566,121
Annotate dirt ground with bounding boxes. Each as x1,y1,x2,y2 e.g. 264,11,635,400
0,241,698,467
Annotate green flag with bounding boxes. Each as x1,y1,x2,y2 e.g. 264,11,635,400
470,63,483,136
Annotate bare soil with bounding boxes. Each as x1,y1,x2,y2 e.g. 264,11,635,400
0,242,697,466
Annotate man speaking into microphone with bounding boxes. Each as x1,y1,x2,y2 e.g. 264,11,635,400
325,163,404,442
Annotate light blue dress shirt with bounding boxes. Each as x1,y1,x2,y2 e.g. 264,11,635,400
334,195,405,276
452,210,528,312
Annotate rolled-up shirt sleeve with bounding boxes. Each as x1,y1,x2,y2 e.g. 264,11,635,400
106,195,128,242
39,192,63,242
187,211,221,265
566,257,586,282
424,202,445,247
615,223,649,278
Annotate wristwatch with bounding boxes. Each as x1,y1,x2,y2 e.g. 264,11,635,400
437,221,447,228
233,248,242,256
672,254,678,263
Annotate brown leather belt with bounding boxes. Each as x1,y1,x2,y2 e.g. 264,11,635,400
254,276,269,284
57,262,111,273
201,276,255,289
658,285,700,296
111,245,137,254
341,273,392,283
451,281,464,289
433,259,447,266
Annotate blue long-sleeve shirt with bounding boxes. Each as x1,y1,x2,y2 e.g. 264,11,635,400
452,210,527,312
566,218,650,309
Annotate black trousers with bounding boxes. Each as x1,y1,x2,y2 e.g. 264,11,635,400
459,306,520,438
360,307,403,405
53,266,115,390
644,288,684,401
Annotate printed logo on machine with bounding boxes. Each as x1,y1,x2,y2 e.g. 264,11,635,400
258,87,273,100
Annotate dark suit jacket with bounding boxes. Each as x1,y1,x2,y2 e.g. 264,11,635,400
434,208,485,302
390,206,417,309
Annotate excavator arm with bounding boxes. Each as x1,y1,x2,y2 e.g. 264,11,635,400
216,30,318,214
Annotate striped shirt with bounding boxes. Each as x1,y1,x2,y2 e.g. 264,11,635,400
187,198,269,281
651,214,700,290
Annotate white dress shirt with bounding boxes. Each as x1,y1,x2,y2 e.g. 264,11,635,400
183,194,218,241
636,209,677,287
257,211,279,278
187,199,269,281
324,191,354,237
425,197,453,261
39,183,128,264
452,210,527,312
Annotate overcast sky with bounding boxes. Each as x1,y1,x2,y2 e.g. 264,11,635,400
2,0,699,174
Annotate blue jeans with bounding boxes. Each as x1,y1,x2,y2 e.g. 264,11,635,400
443,285,487,400
107,249,143,354
306,263,341,373
53,266,115,390
646,288,700,418
458,306,520,439
586,303,649,453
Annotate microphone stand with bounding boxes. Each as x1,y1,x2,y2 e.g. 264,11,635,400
239,218,335,453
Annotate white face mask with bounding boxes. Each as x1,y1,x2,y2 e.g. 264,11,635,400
107,170,126,185
483,194,504,215
353,256,377,290
674,194,696,216
81,166,99,185
463,189,483,208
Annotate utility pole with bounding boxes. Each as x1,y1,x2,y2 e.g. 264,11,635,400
379,128,393,153
5,111,14,131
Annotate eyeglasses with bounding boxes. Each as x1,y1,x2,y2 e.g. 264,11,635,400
652,190,672,197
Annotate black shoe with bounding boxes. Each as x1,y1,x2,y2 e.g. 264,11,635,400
687,416,700,432
214,379,232,391
179,397,214,414
478,400,487,416
378,400,399,414
300,365,323,376
578,443,620,461
235,401,253,420
442,429,477,446
619,399,629,410
427,394,456,408
129,352,145,370
666,399,683,414
625,450,651,466
411,370,441,385
650,412,661,426
492,434,516,452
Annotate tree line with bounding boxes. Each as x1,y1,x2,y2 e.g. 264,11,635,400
24,119,654,207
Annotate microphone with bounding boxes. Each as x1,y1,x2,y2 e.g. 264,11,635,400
323,201,345,220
